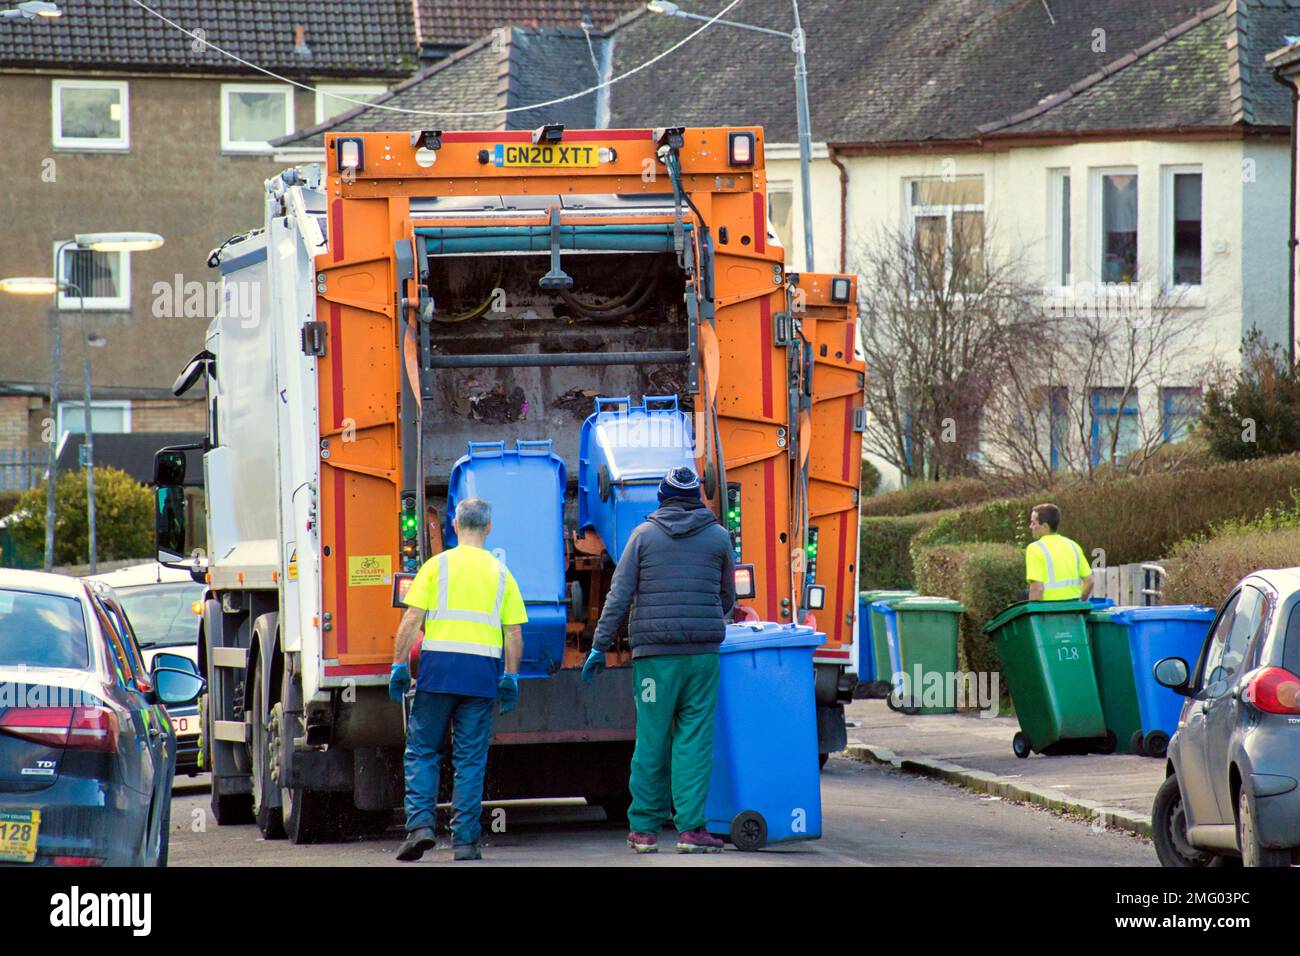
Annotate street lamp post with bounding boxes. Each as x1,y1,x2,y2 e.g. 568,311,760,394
646,0,817,270
1,231,163,571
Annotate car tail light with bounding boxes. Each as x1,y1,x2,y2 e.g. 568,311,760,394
52,856,104,867
0,706,118,751
1243,667,1300,714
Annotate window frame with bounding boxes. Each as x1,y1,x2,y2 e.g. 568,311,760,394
1089,386,1140,468
53,240,130,311
1048,169,1072,290
1162,164,1203,291
51,78,130,151
1159,386,1201,444
57,399,132,439
905,176,986,289
1090,166,1140,285
220,82,294,153
313,83,385,124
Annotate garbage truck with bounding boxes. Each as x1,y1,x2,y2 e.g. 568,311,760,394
153,125,865,843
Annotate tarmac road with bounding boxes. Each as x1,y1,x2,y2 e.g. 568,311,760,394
167,757,1154,866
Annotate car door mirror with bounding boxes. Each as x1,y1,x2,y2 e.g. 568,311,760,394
1153,656,1191,694
151,652,196,675
153,667,206,706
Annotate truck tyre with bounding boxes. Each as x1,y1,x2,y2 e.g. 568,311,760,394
251,656,286,840
283,786,346,845
204,684,254,825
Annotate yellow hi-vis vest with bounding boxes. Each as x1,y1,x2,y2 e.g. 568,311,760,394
1025,533,1090,601
420,549,509,659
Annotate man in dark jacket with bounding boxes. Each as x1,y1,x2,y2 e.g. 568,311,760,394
581,465,736,854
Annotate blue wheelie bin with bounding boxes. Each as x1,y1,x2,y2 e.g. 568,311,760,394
1105,605,1215,758
855,595,877,686
705,623,823,851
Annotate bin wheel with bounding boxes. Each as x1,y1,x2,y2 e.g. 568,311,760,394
1143,730,1170,759
1130,731,1145,754
597,464,611,502
1096,730,1118,755
730,810,767,851
1012,732,1032,759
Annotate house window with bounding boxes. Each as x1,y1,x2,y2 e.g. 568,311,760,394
1049,170,1071,287
221,84,293,152
1090,387,1140,467
52,79,129,150
1161,386,1201,443
58,401,131,437
1166,168,1202,286
53,241,129,311
315,84,385,124
907,177,985,288
768,184,794,252
1095,169,1138,283
1049,386,1069,471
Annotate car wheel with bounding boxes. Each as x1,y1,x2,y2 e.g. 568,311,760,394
1152,775,1226,867
1238,787,1293,867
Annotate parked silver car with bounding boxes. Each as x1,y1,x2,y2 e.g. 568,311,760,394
1152,568,1300,867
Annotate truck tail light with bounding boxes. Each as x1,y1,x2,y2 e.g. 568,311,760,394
733,564,756,600
1243,667,1300,714
0,706,118,752
337,137,364,174
728,131,755,166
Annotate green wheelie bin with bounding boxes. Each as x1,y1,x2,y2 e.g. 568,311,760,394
1085,606,1144,754
981,600,1111,758
874,596,964,714
859,589,916,698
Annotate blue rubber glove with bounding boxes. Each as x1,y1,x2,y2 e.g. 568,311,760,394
388,663,411,702
580,647,607,684
498,673,519,715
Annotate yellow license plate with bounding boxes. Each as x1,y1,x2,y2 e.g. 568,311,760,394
0,809,40,864
493,143,600,168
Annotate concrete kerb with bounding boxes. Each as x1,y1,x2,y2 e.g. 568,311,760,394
844,743,1152,839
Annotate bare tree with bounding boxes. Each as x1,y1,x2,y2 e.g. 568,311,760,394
856,220,1038,482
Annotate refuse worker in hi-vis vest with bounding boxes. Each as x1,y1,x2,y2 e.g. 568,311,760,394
1025,502,1093,602
387,497,527,863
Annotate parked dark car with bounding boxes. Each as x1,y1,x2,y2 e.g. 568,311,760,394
0,569,204,866
88,564,204,774
1152,569,1300,867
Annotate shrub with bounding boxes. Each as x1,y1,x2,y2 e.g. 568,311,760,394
1200,330,1300,461
8,466,153,567
913,453,1300,565
1164,527,1300,606
860,458,882,498
0,490,21,520
913,543,1024,684
859,511,952,589
859,475,1036,518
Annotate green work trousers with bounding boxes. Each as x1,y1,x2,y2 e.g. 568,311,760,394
628,652,720,834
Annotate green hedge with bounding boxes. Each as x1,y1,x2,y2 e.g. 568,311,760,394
913,453,1300,565
860,476,1035,518
860,459,882,498
1164,526,1300,606
913,543,1023,688
859,511,952,589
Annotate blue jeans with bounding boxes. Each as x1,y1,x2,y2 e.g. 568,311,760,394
404,691,495,846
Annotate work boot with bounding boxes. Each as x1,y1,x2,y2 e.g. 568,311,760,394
395,826,437,862
675,828,724,854
453,843,482,861
627,831,658,854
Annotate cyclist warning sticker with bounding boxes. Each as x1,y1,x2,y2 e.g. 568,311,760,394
348,554,391,587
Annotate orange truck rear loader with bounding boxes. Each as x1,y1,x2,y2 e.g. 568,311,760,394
158,125,865,843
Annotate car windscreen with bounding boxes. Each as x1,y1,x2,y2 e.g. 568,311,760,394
115,582,203,648
0,588,90,669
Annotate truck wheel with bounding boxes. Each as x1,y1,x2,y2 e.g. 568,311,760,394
729,810,767,851
204,684,253,825
251,657,285,839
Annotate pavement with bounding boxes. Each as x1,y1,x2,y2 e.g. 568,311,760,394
167,757,1152,866
844,700,1166,837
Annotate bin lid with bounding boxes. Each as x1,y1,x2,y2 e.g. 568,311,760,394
980,599,1093,634
1107,605,1216,625
721,622,824,653
859,589,916,602
887,596,965,614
